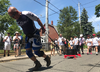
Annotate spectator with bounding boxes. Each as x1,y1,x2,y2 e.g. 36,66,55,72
69,37,74,49
58,34,64,55
13,31,21,57
79,34,85,54
54,38,59,50
97,34,100,52
62,38,67,55
19,33,23,55
92,34,99,55
86,35,92,55
3,33,12,57
50,40,55,56
73,35,80,54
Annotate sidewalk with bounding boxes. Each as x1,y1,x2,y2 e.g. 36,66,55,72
0,49,88,62
0,51,54,62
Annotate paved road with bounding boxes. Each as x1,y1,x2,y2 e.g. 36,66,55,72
0,52,100,72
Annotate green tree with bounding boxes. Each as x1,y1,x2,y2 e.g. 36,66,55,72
0,0,15,33
57,6,79,39
81,8,94,38
6,23,23,37
95,4,100,17
96,31,100,36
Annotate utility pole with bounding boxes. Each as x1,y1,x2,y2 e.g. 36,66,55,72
45,0,49,51
78,2,81,34
98,24,99,32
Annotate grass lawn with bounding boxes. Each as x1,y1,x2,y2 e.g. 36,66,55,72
0,49,26,54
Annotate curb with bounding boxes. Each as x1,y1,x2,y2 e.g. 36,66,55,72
0,53,51,63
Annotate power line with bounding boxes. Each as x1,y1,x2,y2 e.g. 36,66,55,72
48,1,61,11
34,0,59,14
77,0,99,26
71,0,77,5
82,0,98,6
40,11,60,18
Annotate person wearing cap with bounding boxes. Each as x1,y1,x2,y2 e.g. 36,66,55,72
73,35,80,54
13,31,21,57
92,34,99,55
8,7,51,71
86,35,92,55
3,33,12,57
78,34,85,54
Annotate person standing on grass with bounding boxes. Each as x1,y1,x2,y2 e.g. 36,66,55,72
13,31,21,57
8,7,51,71
3,33,12,57
18,33,23,55
86,35,92,55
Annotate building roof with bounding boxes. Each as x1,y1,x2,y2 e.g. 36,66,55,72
44,23,58,34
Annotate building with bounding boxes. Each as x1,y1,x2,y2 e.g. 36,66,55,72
40,21,59,43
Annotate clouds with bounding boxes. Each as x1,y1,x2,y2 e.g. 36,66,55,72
88,15,100,23
88,15,100,33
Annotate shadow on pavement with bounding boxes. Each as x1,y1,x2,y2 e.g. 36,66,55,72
81,63,100,67
26,66,53,72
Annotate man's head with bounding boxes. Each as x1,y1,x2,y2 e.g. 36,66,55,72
59,34,62,37
8,7,21,20
15,31,19,36
80,34,83,38
74,35,77,38
87,35,90,38
70,37,73,40
7,33,10,36
92,34,96,37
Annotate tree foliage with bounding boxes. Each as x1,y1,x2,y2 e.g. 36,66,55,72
57,6,79,39
0,0,24,38
96,31,100,36
6,23,23,37
95,4,100,17
81,8,94,38
0,0,15,33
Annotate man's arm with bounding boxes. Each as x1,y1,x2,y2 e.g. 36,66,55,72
24,11,45,33
37,18,45,33
3,37,8,42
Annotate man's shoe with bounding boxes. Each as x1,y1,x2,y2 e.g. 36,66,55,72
87,53,89,55
90,52,92,54
4,54,5,57
8,54,10,56
82,52,84,55
96,52,98,55
33,60,42,71
44,56,51,67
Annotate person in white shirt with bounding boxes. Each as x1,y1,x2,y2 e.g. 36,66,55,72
13,31,21,57
92,34,99,55
54,38,59,50
3,33,12,57
79,34,85,54
97,34,100,52
69,37,74,49
73,35,80,54
58,34,65,55
86,35,92,55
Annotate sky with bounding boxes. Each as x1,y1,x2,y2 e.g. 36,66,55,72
9,0,100,33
